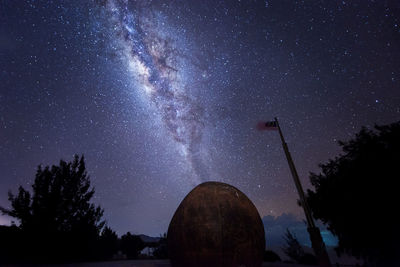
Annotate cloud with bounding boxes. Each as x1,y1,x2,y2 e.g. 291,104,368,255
262,213,338,249
0,215,13,226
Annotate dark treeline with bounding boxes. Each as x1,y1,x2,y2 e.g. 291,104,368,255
0,155,167,263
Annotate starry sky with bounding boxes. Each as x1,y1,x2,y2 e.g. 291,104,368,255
1,0,399,239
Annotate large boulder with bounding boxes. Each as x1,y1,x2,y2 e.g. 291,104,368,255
168,181,265,267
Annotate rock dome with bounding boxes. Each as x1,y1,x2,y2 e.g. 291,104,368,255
167,181,265,267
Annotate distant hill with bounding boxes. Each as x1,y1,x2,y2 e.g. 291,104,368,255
138,234,161,243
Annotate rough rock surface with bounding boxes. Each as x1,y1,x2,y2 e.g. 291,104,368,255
168,181,265,267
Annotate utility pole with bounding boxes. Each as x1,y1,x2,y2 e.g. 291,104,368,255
264,118,331,267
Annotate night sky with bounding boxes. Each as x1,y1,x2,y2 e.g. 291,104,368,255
1,0,399,240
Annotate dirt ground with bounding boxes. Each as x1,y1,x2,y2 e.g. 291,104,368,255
3,260,342,267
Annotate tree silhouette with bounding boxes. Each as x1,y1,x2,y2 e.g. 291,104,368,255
98,226,119,260
120,232,145,259
0,155,105,262
306,121,400,266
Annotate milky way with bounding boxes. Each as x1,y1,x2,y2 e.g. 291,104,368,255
106,0,207,183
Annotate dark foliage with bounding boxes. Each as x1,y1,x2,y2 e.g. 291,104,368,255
282,229,317,265
98,226,119,260
0,155,105,263
0,225,21,262
282,229,305,263
120,232,146,259
263,250,281,262
153,233,168,259
300,253,318,265
307,121,400,265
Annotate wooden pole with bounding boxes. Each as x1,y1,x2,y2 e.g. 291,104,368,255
274,117,331,267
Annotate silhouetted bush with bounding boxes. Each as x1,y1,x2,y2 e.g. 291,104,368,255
120,232,145,259
299,252,317,265
153,233,168,259
0,225,22,262
281,228,317,265
307,121,400,266
98,226,119,260
263,250,281,262
282,229,305,263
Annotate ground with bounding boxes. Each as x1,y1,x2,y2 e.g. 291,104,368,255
3,260,349,267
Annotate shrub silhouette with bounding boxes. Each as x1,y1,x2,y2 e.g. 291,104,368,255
263,250,281,262
307,121,400,266
120,232,145,259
